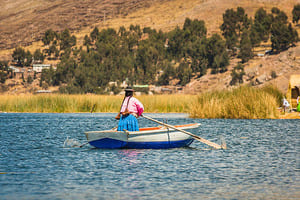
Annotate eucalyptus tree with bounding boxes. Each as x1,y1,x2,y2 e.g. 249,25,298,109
292,4,300,24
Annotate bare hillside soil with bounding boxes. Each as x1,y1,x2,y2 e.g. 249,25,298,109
1,0,298,52
0,0,167,50
184,43,300,95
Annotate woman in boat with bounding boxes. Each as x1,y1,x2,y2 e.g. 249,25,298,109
116,86,144,131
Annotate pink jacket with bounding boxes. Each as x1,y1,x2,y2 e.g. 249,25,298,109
120,96,144,116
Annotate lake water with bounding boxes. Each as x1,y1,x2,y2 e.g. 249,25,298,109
0,113,299,200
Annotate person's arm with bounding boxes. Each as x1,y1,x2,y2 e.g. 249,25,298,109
134,99,144,116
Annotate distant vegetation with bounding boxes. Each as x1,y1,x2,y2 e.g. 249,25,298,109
1,5,299,94
39,20,230,94
189,85,283,119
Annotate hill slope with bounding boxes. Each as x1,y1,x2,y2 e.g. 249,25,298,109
0,0,300,95
1,0,298,50
184,43,300,94
0,0,166,50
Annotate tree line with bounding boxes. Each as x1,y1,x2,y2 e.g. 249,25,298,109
2,5,300,93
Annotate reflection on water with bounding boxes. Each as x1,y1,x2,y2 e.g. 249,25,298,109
118,149,143,164
0,113,299,199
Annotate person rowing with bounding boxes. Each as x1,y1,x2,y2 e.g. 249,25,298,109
115,86,144,131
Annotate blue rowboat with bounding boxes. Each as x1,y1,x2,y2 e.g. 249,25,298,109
84,123,200,149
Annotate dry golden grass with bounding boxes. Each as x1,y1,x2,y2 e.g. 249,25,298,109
189,86,281,119
0,86,284,119
0,94,196,113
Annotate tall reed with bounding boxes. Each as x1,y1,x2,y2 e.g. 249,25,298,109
0,94,195,113
0,86,282,119
189,86,281,119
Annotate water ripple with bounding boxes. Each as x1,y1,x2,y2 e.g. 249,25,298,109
0,113,299,199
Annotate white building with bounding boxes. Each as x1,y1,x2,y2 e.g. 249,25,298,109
32,64,51,73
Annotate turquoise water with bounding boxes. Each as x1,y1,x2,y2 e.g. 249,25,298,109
0,113,299,199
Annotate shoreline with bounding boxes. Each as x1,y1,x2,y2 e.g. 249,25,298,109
1,111,299,119
278,112,300,119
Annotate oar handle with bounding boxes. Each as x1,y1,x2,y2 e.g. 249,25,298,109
142,115,223,149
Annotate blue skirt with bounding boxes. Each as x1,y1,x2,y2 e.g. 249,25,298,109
117,114,139,131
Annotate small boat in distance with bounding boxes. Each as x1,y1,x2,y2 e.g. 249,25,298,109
85,123,200,149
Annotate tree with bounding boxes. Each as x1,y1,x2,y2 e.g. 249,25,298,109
119,26,128,37
157,63,175,85
60,29,76,50
12,47,26,66
24,50,33,66
167,26,185,58
272,7,288,24
206,34,229,73
37,21,235,94
0,61,8,83
42,29,56,46
135,41,159,84
220,8,239,50
84,35,91,46
292,4,300,24
70,35,77,47
0,71,6,83
0,61,8,71
176,62,192,86
230,63,245,85
288,23,299,45
271,22,298,52
236,7,251,35
249,24,261,47
33,49,44,63
48,44,57,56
220,7,250,51
183,18,207,39
252,8,272,43
90,27,99,41
238,30,253,63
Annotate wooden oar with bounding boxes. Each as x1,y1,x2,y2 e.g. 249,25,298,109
142,115,225,149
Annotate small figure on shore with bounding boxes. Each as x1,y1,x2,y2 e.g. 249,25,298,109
282,98,290,113
115,86,144,131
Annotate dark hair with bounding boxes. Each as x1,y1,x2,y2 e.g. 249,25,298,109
125,91,133,97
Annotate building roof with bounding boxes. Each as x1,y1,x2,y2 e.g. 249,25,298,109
32,64,51,67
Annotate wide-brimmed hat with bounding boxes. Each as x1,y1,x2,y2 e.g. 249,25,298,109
124,86,134,92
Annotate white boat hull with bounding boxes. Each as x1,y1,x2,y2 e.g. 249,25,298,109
85,123,200,149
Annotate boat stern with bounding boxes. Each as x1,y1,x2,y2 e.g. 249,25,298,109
85,130,128,149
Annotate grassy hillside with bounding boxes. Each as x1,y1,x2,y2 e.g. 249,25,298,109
0,0,299,58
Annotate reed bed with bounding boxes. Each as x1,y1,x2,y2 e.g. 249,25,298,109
0,86,282,119
189,86,282,119
0,94,195,113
